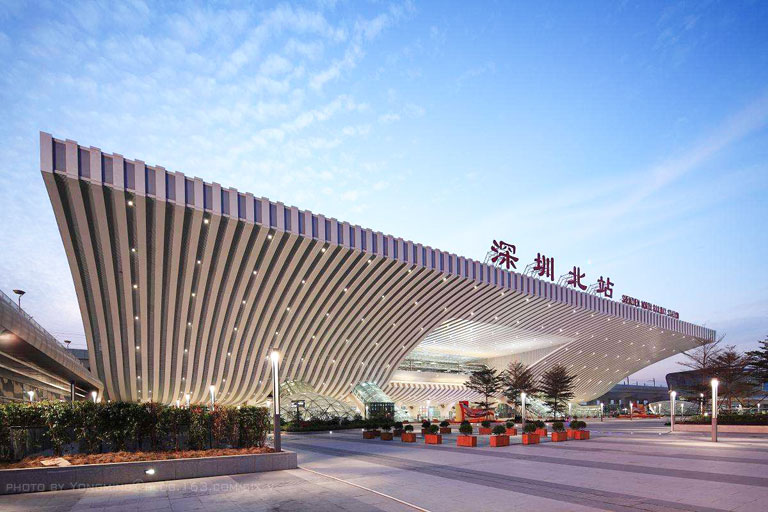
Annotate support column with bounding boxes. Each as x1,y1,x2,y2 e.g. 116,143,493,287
70,382,76,402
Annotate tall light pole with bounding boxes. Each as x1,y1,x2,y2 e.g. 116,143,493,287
27,390,34,402
629,400,633,421
209,385,216,407
711,379,719,443
521,392,527,429
600,401,604,422
700,393,704,415
12,289,25,309
271,351,281,452
91,391,97,403
568,402,572,418
670,391,676,432
185,394,191,408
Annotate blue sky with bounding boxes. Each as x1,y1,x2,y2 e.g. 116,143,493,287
1,1,766,383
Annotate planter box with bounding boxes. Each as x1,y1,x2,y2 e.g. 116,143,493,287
490,435,510,447
401,432,417,443
505,427,517,436
424,434,442,445
535,428,548,437
566,429,576,440
574,430,590,440
393,429,403,437
0,451,297,495
363,431,376,439
439,427,451,434
674,424,768,434
380,432,393,441
457,435,477,447
478,427,492,435
372,430,381,437
522,433,540,445
550,431,567,442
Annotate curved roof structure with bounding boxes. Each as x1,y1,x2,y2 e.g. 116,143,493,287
40,132,715,405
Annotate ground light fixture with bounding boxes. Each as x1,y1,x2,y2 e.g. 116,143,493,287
144,468,155,475
711,378,719,442
670,391,676,432
271,350,281,452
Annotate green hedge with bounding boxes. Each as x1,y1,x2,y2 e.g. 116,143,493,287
680,413,768,426
0,401,270,460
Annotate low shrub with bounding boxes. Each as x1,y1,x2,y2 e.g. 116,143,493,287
393,421,404,430
535,420,545,429
427,424,439,435
552,421,565,432
481,420,491,428
505,420,515,428
523,423,537,434
569,420,586,430
440,420,450,427
681,414,768,426
421,420,431,429
404,424,414,432
459,422,473,435
492,425,506,435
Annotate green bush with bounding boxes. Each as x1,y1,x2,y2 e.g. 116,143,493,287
523,423,537,434
505,420,515,428
492,425,506,435
481,420,491,428
552,421,565,432
682,414,768,426
427,424,439,435
404,424,414,432
393,421,404,430
421,420,431,429
440,420,450,428
459,422,473,435
535,420,545,428
569,420,586,430
238,407,270,447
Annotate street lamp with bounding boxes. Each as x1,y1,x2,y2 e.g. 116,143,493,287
670,391,676,432
568,402,572,418
209,385,216,406
12,289,25,309
700,393,704,415
91,391,97,403
521,392,527,429
271,351,281,452
629,400,633,421
27,390,34,402
185,394,190,408
599,401,604,422
711,379,719,442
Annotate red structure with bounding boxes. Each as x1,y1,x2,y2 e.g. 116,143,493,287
455,401,495,423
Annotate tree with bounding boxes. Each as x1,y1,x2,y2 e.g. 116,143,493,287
746,337,768,391
678,335,724,398
539,364,576,419
463,367,502,413
712,346,753,411
502,361,539,416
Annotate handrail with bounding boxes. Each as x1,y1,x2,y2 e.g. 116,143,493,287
0,289,86,369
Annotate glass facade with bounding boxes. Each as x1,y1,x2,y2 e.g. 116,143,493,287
279,380,358,421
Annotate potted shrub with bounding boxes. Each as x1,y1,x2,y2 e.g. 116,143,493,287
424,424,442,445
401,424,416,443
439,419,451,434
573,420,590,440
490,424,510,447
479,419,492,435
393,421,404,437
550,421,567,442
457,421,477,447
380,421,393,441
534,419,547,438
567,418,579,439
363,420,376,439
522,422,540,445
421,419,431,437
505,419,517,436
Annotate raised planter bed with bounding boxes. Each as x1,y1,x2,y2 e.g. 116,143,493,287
490,435,509,447
457,436,477,447
363,431,376,439
401,432,416,443
551,431,567,442
574,430,590,440
393,429,403,437
424,434,442,445
439,427,451,434
505,427,517,436
380,432,393,441
478,427,492,435
566,429,576,440
0,450,297,495
535,428,548,438
522,433,540,445
675,424,768,434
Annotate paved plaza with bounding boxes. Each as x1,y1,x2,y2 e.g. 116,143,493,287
2,419,768,511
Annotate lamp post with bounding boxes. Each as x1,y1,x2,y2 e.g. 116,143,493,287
271,351,281,452
91,391,97,403
521,392,527,429
700,393,704,415
27,390,34,402
711,379,719,443
568,402,572,419
629,400,633,421
12,289,25,309
670,391,676,432
600,402,604,422
185,394,190,408
209,385,215,407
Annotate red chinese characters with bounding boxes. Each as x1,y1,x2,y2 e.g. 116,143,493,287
533,252,555,281
596,276,614,298
490,240,519,270
567,266,586,291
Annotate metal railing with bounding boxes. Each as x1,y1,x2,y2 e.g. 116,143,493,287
0,289,86,369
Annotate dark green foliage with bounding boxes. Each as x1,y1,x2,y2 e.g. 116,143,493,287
98,402,138,451
682,414,768,425
459,422,473,435
238,407,270,447
492,425,506,435
481,419,491,428
439,420,450,427
746,338,768,384
393,421,404,430
535,420,545,428
505,420,515,428
137,402,165,451
539,364,576,419
551,421,565,432
523,422,537,433
464,366,502,412
569,420,586,430
427,424,439,435
502,361,539,405
403,424,414,432
421,420,431,429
